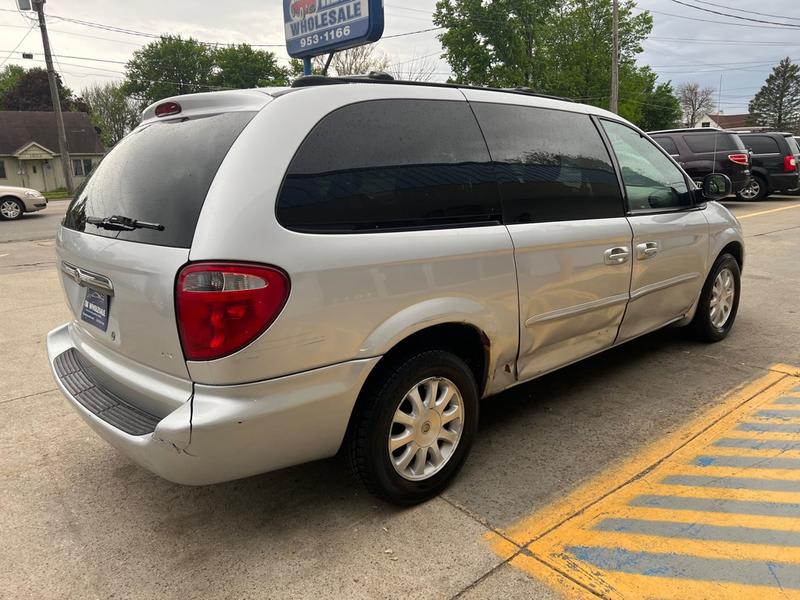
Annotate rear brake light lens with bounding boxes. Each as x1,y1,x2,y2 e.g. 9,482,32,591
176,262,290,361
155,101,181,117
727,153,749,166
784,155,797,172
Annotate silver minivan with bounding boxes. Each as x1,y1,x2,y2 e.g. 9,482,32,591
47,77,743,504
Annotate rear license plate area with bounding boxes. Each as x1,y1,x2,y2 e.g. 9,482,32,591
81,288,110,332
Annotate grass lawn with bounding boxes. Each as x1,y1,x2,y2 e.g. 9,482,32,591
43,189,71,200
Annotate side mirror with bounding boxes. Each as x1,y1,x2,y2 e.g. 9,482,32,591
701,173,732,201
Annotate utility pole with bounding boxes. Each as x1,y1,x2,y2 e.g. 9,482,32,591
610,0,619,114
32,0,74,195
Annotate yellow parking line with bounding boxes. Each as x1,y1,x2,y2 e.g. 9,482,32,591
737,203,800,220
486,368,800,598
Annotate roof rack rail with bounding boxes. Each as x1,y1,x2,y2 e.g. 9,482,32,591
290,75,573,102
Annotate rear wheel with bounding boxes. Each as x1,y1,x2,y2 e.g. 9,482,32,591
689,253,741,342
347,350,479,505
0,197,23,220
737,176,767,201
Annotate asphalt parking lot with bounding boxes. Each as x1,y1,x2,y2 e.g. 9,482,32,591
2,197,800,599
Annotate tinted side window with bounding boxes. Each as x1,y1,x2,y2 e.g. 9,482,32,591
744,135,780,154
602,120,691,212
787,136,800,154
277,99,500,233
472,103,623,223
683,133,740,153
652,136,679,155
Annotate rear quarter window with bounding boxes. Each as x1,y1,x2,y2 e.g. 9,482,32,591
63,111,255,248
683,133,742,153
743,135,781,154
277,99,501,233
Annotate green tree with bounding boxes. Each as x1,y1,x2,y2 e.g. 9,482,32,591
638,80,682,131
0,65,25,102
0,67,74,111
433,0,652,119
213,44,289,88
123,36,216,107
82,82,141,147
749,57,800,132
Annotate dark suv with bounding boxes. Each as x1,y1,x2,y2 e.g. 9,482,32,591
737,132,800,200
649,129,751,195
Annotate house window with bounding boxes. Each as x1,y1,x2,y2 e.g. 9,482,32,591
73,159,93,176
0,160,6,179
701,122,711,128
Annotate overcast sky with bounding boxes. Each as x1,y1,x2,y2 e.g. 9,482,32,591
1,0,797,113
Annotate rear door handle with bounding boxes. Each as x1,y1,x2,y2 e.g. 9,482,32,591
604,246,630,265
636,241,659,260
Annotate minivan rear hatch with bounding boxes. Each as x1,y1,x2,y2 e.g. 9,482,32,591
59,100,262,381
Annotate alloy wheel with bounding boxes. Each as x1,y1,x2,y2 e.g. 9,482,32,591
709,267,736,329
388,377,464,481
0,200,22,219
739,179,760,200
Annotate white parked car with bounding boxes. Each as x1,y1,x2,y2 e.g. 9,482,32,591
0,185,47,220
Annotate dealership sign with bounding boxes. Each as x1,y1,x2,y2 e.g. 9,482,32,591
283,0,384,59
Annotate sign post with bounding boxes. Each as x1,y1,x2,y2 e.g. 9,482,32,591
284,0,384,72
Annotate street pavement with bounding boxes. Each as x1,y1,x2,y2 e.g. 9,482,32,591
2,197,800,599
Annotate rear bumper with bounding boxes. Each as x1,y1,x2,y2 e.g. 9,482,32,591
47,323,379,485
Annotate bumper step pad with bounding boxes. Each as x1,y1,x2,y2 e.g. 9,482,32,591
53,348,159,436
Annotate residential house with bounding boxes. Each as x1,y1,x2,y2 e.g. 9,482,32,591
694,113,760,131
0,111,105,192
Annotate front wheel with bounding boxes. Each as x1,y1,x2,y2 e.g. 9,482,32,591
0,198,23,220
689,253,741,342
347,350,479,505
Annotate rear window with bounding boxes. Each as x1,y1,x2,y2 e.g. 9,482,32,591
277,99,501,233
786,136,800,154
64,112,255,248
682,133,743,153
743,135,780,154
652,136,679,155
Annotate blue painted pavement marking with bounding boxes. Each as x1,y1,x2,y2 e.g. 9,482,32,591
755,409,800,419
595,518,800,546
565,546,800,588
662,474,800,492
773,397,800,405
630,494,800,517
694,455,800,469
713,438,800,450
738,422,800,433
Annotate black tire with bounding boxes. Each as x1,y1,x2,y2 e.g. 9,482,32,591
689,253,741,342
736,175,767,201
346,350,479,505
0,197,24,221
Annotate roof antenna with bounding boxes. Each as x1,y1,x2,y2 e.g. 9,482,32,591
711,73,724,175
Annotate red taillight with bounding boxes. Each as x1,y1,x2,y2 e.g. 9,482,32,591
784,155,797,172
155,101,181,117
176,262,290,361
728,153,749,166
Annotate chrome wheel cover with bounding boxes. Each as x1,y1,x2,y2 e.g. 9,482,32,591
709,267,735,329
388,377,464,481
739,179,760,200
1,200,21,219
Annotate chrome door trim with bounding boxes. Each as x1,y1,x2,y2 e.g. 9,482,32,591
61,261,115,296
630,272,700,301
525,293,630,327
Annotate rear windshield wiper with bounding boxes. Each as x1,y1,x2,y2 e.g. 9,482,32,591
86,215,165,232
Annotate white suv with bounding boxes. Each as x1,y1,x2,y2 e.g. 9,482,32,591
47,76,743,504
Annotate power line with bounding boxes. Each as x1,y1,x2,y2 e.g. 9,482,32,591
0,22,35,69
667,0,800,27
689,0,800,21
635,6,800,29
